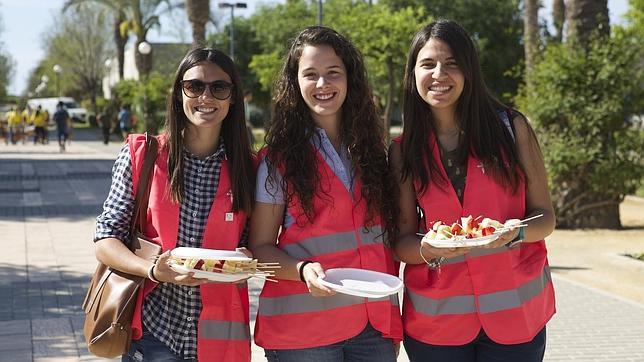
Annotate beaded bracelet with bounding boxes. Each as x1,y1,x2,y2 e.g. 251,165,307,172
419,244,445,270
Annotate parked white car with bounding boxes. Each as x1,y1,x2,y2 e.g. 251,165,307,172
27,97,88,124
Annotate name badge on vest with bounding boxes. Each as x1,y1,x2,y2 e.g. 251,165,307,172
225,189,234,221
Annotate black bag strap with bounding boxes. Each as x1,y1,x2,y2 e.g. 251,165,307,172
128,133,159,250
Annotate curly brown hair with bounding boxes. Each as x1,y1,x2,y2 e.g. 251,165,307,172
265,26,398,242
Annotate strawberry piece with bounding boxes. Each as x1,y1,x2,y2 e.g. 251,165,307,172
451,222,463,235
194,259,205,270
482,227,495,236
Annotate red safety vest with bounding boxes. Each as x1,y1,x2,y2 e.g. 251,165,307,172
128,134,251,361
253,147,403,349
394,136,555,346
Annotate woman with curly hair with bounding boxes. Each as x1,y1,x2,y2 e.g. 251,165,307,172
390,19,556,361
248,26,402,361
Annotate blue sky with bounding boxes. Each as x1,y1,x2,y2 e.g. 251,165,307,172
0,0,631,96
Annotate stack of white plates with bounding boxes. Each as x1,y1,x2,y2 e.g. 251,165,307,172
318,268,403,298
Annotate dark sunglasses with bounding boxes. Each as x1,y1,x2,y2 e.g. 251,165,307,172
181,79,234,100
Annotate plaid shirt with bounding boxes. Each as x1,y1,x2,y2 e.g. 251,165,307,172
95,139,248,359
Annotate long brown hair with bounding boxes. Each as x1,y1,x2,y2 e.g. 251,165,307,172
401,19,523,194
266,26,398,240
164,47,255,212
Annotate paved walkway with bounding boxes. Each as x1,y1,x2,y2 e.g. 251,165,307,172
1,130,643,361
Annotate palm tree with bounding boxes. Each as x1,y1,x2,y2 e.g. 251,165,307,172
186,0,210,47
565,0,609,45
523,0,539,75
552,0,565,43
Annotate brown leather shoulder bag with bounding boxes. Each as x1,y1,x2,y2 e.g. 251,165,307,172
82,134,161,358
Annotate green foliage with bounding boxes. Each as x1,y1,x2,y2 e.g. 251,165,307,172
112,72,171,132
209,17,266,104
248,52,283,93
246,0,316,100
332,2,424,123
516,34,644,227
0,4,14,100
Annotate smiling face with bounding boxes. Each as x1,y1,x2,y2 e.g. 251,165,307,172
182,61,233,134
297,44,347,125
414,38,465,115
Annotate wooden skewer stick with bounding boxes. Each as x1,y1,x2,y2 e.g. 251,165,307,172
519,213,544,223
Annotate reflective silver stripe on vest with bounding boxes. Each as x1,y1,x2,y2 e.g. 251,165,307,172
200,320,250,341
281,231,357,259
358,226,385,246
478,266,552,313
367,293,400,306
436,246,520,266
407,289,477,315
468,245,513,258
408,266,552,316
259,292,399,316
441,255,465,265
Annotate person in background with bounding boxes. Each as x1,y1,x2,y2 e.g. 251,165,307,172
53,101,70,152
94,47,256,361
6,107,23,145
43,108,50,144
97,110,113,145
390,19,556,362
31,105,48,144
249,26,402,361
118,104,133,139
21,106,32,144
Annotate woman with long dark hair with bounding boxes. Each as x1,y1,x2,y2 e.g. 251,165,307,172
248,26,402,361
390,19,556,361
94,47,255,361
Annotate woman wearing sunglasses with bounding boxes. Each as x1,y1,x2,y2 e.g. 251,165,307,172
248,26,402,361
94,47,255,361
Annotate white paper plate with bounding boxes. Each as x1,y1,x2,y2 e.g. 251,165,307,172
422,233,500,248
318,268,403,298
168,263,249,282
170,247,252,261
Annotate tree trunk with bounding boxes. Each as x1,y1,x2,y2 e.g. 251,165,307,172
555,190,622,228
114,11,127,80
552,0,565,43
565,0,609,45
523,0,539,75
186,0,210,48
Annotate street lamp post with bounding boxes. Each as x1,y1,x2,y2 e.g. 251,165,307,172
53,64,62,98
104,59,113,99
317,0,323,25
137,42,152,132
218,2,247,60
